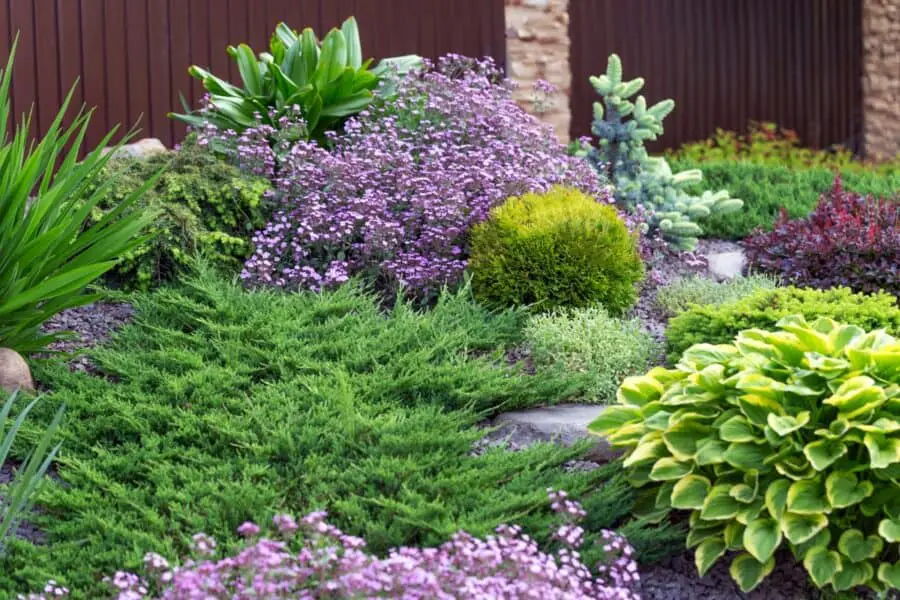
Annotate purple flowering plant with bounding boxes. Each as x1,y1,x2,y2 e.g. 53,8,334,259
202,55,632,298
24,490,640,599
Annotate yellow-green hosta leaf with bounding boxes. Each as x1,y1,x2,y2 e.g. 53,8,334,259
729,553,775,593
814,418,850,440
695,438,728,466
696,364,727,393
825,471,874,508
695,537,727,576
735,373,784,402
803,438,848,471
623,438,667,468
864,433,900,469
824,376,887,419
787,479,829,514
831,323,866,351
671,474,711,510
617,374,666,406
686,522,723,548
588,406,643,435
765,479,791,521
832,560,874,592
805,353,851,378
870,347,900,378
723,442,768,471
837,529,883,563
803,546,841,588
655,480,677,510
778,320,833,355
730,483,756,504
701,485,744,520
604,422,646,447
852,417,900,434
792,528,832,562
743,518,781,563
735,498,766,526
782,511,828,544
649,457,693,481
663,420,712,460
724,520,745,550
720,415,761,442
775,456,816,481
680,344,739,369
767,411,810,437
878,519,900,543
643,410,672,431
878,561,900,588
738,394,784,426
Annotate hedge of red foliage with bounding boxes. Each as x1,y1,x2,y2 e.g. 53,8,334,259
744,176,899,296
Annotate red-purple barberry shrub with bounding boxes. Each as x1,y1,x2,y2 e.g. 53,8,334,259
745,176,899,296
214,56,619,298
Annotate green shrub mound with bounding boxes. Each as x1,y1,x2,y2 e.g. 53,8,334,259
654,274,779,318
524,307,659,404
469,187,643,314
667,161,900,239
591,316,900,594
84,136,271,290
0,270,682,597
666,287,900,363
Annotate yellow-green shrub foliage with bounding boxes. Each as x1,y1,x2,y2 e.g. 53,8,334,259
468,187,643,314
591,316,900,594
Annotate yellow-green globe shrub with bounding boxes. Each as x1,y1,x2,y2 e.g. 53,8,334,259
591,315,900,594
468,186,643,314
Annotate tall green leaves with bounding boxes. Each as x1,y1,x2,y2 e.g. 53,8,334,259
171,16,421,142
0,37,155,354
0,390,64,556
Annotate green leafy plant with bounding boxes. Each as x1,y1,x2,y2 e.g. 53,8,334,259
667,160,900,239
524,307,659,404
171,16,421,143
655,274,780,318
1,391,64,556
590,316,900,594
468,186,644,314
82,136,270,290
666,286,900,363
0,38,154,354
581,54,742,250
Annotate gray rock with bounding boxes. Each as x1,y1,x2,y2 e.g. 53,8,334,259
707,250,746,281
0,348,34,394
484,404,621,463
102,137,168,160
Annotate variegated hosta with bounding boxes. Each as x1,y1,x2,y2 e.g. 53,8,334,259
590,315,900,594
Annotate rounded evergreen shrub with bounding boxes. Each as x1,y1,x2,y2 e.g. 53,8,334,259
468,186,643,314
665,286,900,363
82,135,271,290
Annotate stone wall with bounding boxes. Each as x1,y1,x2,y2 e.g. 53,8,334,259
862,0,900,159
505,0,572,141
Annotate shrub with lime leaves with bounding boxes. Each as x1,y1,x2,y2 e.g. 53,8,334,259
590,315,900,594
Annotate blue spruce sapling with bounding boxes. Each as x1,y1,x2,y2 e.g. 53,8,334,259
586,54,742,250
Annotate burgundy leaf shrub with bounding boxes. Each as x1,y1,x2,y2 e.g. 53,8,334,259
744,176,899,296
207,56,624,297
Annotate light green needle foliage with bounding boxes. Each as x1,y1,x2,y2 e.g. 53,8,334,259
591,315,900,594
0,391,64,557
655,274,780,318
525,307,659,403
0,38,155,354
0,269,682,597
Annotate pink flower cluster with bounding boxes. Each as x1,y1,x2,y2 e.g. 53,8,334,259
212,55,612,296
25,490,640,599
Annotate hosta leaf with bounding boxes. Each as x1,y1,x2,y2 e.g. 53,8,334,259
864,433,900,469
803,546,841,588
781,512,828,544
767,411,810,437
649,457,692,481
824,376,887,419
735,498,766,526
735,374,783,402
730,483,756,504
825,471,874,508
723,442,768,471
720,416,761,442
671,475,711,510
587,406,642,435
605,423,646,447
878,561,900,588
701,485,743,520
696,364,727,393
765,479,791,521
803,438,848,471
775,456,815,481
724,520,745,550
738,394,784,425
663,420,711,460
695,537,727,576
852,418,900,434
695,438,728,466
686,522,723,548
805,353,850,378
837,529,883,563
832,560,874,592
622,438,667,468
743,518,781,563
681,344,739,369
787,479,829,514
617,375,665,405
729,553,775,593
878,519,900,543
655,480,677,510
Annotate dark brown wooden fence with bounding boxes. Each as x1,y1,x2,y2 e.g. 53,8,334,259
570,0,864,153
0,0,506,148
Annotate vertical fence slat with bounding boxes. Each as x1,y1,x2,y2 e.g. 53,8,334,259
148,0,172,146
104,0,128,139
169,0,191,141
81,0,108,146
33,0,58,135
9,0,36,136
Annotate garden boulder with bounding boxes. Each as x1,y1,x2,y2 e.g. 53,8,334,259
0,348,34,394
102,137,168,160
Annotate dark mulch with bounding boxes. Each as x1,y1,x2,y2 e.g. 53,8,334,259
40,302,134,374
0,462,48,546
